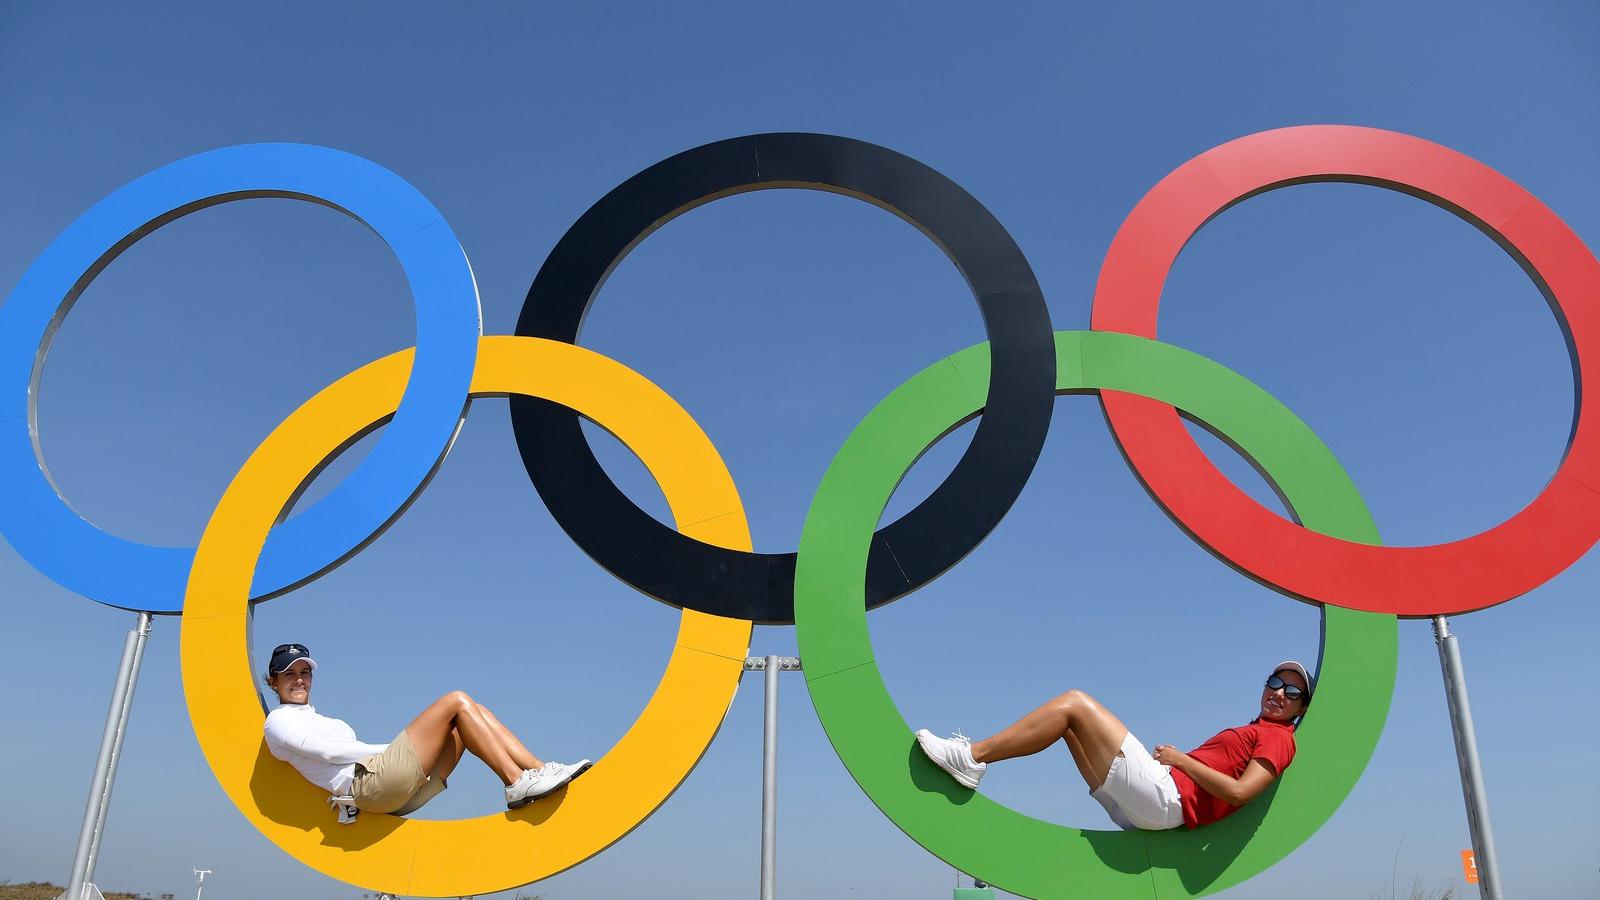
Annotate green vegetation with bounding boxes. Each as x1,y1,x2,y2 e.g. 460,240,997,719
0,883,150,900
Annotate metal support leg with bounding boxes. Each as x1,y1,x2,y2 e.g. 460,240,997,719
63,612,152,900
761,656,779,900
84,614,149,890
1432,615,1503,900
745,655,800,900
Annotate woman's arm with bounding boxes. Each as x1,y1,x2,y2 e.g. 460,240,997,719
1153,745,1278,807
291,733,390,766
264,714,388,765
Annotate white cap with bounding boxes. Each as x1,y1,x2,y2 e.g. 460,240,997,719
1271,660,1313,702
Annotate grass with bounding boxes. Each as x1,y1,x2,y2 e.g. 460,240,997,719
0,883,152,900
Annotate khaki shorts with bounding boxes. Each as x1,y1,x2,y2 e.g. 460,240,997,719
351,730,447,816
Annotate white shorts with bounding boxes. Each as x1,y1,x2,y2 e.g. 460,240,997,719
1090,732,1184,831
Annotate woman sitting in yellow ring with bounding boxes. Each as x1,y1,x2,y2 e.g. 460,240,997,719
262,643,590,814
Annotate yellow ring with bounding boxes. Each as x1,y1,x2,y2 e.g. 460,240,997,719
181,336,753,897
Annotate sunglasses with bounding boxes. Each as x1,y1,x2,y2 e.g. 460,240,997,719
1264,675,1307,702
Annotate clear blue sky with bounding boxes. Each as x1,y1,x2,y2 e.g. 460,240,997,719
2,2,1597,898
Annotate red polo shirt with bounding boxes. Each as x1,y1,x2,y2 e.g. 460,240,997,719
1169,717,1296,828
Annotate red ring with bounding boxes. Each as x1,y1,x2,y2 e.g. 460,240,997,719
1091,125,1600,617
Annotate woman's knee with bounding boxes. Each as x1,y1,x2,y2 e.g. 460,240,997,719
1054,689,1094,710
439,689,475,714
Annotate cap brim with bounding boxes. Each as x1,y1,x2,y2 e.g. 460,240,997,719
1271,660,1312,694
272,656,317,674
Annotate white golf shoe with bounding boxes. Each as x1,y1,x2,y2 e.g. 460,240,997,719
915,729,986,789
506,759,595,809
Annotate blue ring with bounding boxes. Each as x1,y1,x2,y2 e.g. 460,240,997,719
0,144,481,612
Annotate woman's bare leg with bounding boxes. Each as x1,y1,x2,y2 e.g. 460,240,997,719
969,690,1130,790
1061,730,1102,789
477,703,543,771
429,726,466,783
404,690,521,785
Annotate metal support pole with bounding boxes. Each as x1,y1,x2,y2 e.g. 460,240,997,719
761,655,779,900
63,612,152,900
744,655,800,900
84,613,150,884
1432,615,1503,900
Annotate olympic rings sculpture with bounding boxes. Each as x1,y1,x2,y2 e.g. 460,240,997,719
3,125,1594,899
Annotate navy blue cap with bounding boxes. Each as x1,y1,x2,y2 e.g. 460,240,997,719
268,643,317,675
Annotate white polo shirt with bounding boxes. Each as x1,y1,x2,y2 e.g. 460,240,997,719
263,703,389,793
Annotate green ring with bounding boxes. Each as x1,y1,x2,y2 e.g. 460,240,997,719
794,331,1397,899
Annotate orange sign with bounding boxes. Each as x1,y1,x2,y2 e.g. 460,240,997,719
1460,850,1479,885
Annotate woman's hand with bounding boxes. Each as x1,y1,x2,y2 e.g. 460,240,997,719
1153,744,1190,769
1152,744,1279,807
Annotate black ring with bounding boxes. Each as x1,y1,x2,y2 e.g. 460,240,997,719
512,133,1055,623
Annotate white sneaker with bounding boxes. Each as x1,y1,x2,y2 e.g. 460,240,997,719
566,758,594,783
505,768,544,809
915,729,986,789
506,759,595,809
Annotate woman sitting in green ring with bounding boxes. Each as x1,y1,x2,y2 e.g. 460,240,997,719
261,643,590,815
917,661,1309,830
